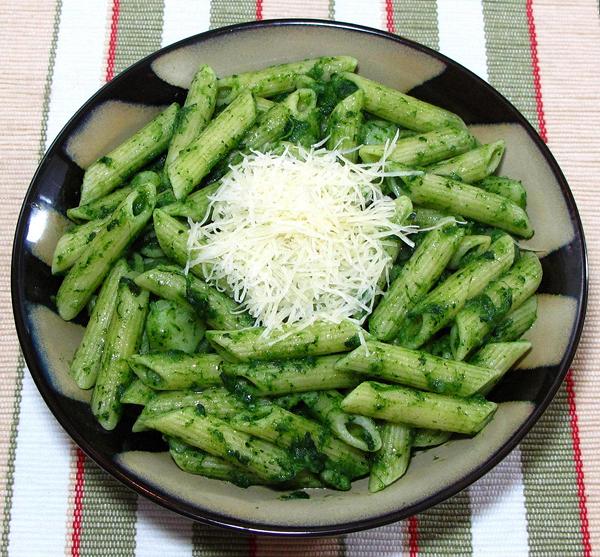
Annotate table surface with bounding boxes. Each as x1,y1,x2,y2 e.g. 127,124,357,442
1,1,598,555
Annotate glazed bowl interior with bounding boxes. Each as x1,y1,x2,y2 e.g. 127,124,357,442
12,20,586,536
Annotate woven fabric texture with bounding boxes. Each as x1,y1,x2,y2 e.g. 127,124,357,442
0,1,598,556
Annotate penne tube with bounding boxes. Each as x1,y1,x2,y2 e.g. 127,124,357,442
301,390,382,452
342,72,466,132
359,126,476,166
395,234,515,349
221,355,359,396
341,382,497,435
80,103,178,204
327,89,364,161
426,141,505,184
369,423,413,492
450,252,542,360
91,278,149,430
369,225,465,341
128,352,222,390
56,181,156,320
168,91,256,199
206,320,365,362
166,65,217,166
336,341,497,397
216,56,358,106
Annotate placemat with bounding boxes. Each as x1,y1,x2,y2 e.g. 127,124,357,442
0,1,598,555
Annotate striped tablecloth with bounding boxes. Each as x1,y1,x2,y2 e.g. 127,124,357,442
1,1,598,555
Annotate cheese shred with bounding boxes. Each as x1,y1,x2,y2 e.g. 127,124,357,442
187,142,418,335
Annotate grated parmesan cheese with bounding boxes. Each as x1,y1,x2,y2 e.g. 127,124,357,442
186,142,418,335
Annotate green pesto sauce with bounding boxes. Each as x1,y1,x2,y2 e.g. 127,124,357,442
210,427,225,443
226,449,250,466
306,64,324,80
467,288,513,324
220,373,257,403
320,468,352,491
309,76,358,117
279,490,310,500
348,417,377,451
289,432,326,473
121,277,142,296
344,334,361,349
106,217,121,231
282,118,318,147
99,156,115,168
142,368,163,388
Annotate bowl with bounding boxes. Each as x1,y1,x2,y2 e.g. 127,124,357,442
11,19,587,536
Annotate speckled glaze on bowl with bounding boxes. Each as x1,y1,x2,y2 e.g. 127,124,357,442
12,20,587,536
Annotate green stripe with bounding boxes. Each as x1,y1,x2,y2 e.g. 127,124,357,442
390,0,439,50
38,0,64,159
0,356,26,557
418,491,473,556
520,386,585,556
80,458,137,556
113,0,165,75
0,0,63,552
192,525,249,556
481,0,537,126
482,1,585,555
209,1,256,29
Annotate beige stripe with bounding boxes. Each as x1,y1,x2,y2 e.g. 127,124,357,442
533,0,600,549
262,0,330,19
0,0,58,530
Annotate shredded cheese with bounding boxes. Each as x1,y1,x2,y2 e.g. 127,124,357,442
187,143,418,335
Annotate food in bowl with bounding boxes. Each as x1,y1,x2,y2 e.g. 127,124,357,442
51,55,542,496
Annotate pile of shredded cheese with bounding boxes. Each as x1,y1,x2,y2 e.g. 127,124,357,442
187,143,417,335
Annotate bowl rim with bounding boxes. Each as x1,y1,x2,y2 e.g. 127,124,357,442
11,17,588,537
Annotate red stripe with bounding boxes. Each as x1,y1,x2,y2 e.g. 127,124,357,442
255,0,263,21
385,0,395,33
408,516,419,556
525,0,547,142
70,4,122,555
105,0,121,82
70,449,85,557
249,535,258,557
527,3,591,553
566,371,592,556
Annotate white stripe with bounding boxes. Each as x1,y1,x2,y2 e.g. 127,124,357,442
134,497,194,557
7,2,108,555
436,0,488,80
334,0,385,30
344,522,405,556
469,448,530,556
437,3,529,551
45,0,108,147
437,4,529,553
161,0,211,47
7,372,74,557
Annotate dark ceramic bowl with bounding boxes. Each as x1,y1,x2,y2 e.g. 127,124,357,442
12,19,587,536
